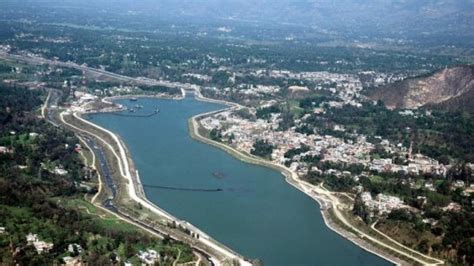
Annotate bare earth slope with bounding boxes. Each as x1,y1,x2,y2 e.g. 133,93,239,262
369,66,474,113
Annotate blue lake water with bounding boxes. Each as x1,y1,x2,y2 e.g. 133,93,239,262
89,96,390,266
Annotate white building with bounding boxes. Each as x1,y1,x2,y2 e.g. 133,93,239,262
54,167,68,176
138,249,159,265
26,233,54,254
68,243,83,254
360,193,405,216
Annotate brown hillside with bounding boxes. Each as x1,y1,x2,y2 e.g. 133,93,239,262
369,66,474,112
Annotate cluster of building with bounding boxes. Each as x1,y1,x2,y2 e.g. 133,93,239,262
26,233,54,254
203,83,281,99
260,70,359,84
358,71,410,88
0,146,14,154
370,154,447,176
137,249,160,265
360,192,407,217
61,244,84,265
93,85,137,96
238,84,281,95
263,70,363,104
69,91,99,112
198,87,474,221
200,110,375,177
366,138,448,177
182,73,212,82
0,44,11,53
201,69,366,106
13,32,71,44
199,98,459,194
25,232,85,263
6,230,88,263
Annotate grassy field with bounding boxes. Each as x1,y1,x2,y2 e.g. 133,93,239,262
369,175,385,184
288,99,305,116
63,198,139,233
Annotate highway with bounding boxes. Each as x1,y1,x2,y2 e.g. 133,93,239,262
5,47,251,265
0,51,201,91
30,49,444,266
43,88,250,266
86,136,217,266
43,88,118,202
81,136,118,199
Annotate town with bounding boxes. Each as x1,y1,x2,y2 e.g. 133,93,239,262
0,1,473,265
199,75,473,224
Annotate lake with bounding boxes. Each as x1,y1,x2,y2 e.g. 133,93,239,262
89,96,390,266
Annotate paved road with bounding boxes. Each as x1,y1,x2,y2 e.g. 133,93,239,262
43,89,62,127
0,51,200,90
43,89,117,202
82,136,117,199
83,134,218,266
12,50,251,265
42,89,224,266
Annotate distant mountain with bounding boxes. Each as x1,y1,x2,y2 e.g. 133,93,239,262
368,65,474,113
7,0,474,45
145,0,474,42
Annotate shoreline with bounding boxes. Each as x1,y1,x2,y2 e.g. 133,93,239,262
188,111,402,266
76,90,441,266
67,93,252,266
188,93,443,266
102,90,185,104
97,90,405,265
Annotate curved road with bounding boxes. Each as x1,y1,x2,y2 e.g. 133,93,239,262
44,88,250,266
43,89,216,264
33,51,445,265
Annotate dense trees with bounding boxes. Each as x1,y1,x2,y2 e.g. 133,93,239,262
140,85,180,95
209,128,223,142
299,95,335,109
353,194,373,224
299,99,474,163
0,7,471,264
256,105,280,119
250,140,274,159
0,84,192,264
284,145,310,159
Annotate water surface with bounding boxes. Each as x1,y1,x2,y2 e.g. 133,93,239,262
89,96,390,266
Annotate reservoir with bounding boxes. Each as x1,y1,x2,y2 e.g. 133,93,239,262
89,96,390,266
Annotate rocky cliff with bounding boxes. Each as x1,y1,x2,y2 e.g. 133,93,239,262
368,66,474,113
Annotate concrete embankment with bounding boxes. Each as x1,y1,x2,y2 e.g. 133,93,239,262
188,107,444,266
68,89,442,265
61,99,252,266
